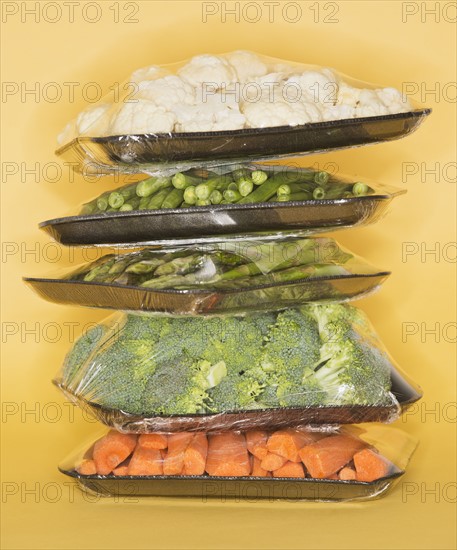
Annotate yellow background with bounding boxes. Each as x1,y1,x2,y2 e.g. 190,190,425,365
1,1,456,548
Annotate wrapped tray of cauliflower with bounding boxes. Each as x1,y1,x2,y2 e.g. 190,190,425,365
56,51,430,174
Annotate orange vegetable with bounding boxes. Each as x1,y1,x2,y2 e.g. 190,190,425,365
113,461,130,476
353,448,391,482
77,459,97,475
128,446,163,475
163,433,193,475
246,431,268,460
183,433,208,476
206,433,250,477
93,431,137,475
267,429,321,462
138,433,168,450
299,434,366,479
260,452,288,472
251,456,271,477
339,467,356,480
273,461,305,478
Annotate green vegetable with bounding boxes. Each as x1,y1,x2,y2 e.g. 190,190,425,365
238,178,254,197
147,188,171,209
209,189,223,204
183,186,197,205
314,171,330,185
195,175,233,200
251,170,268,185
237,172,306,204
172,172,203,189
108,192,125,209
352,182,373,196
119,204,133,211
196,198,211,206
162,188,184,209
313,187,326,200
136,177,171,198
223,189,241,203
96,196,109,211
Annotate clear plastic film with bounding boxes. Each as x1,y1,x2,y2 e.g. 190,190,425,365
39,163,406,247
25,237,390,315
54,304,422,431
54,51,430,175
59,424,418,501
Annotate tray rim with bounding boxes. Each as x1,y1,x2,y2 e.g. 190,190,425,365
55,108,432,155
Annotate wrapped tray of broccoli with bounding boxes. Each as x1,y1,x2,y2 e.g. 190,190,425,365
54,304,422,431
24,238,390,314
39,165,406,246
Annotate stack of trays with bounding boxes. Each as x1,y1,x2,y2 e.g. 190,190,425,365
26,52,430,502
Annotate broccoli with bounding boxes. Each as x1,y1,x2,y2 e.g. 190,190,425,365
257,308,323,407
305,304,393,405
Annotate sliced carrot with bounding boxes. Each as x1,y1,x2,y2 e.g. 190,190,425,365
246,431,268,460
127,446,163,475
260,452,288,472
93,431,137,475
251,456,271,477
138,433,168,450
327,473,339,480
339,467,357,480
113,460,130,476
299,434,367,479
206,433,251,477
163,433,193,475
273,461,305,478
353,448,391,482
267,429,320,462
77,459,97,475
183,433,208,476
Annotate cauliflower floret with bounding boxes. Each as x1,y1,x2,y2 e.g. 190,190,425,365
178,54,237,89
322,104,357,121
76,104,111,136
355,89,390,117
242,99,323,128
336,83,361,107
376,87,411,114
129,65,169,83
173,93,245,132
225,50,268,83
136,75,195,109
110,99,176,134
285,69,339,105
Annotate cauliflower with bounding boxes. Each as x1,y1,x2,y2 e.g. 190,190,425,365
225,50,268,83
109,99,176,134
322,104,357,121
76,104,111,136
376,87,411,114
285,69,339,105
355,89,390,117
173,93,245,132
242,98,323,128
336,83,361,107
178,54,237,89
136,75,195,109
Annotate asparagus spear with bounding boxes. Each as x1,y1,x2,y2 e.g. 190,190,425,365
136,176,171,198
162,188,184,209
195,175,233,200
172,172,203,189
147,188,171,209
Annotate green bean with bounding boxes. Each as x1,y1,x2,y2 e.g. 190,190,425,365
119,204,133,211
223,189,242,203
172,172,203,189
96,196,109,211
162,188,184,209
147,188,171,209
238,178,254,197
183,186,197,205
209,190,223,204
108,192,124,209
238,172,306,204
136,176,171,198
196,198,211,206
138,196,151,210
251,170,268,185
352,182,372,196
314,171,330,185
313,187,326,200
195,175,233,200
227,182,239,191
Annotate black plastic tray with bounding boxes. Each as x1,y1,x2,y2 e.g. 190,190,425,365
39,189,405,247
55,109,431,174
24,271,390,315
59,468,404,501
54,367,422,432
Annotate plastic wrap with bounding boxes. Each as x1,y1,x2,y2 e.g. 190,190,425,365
59,424,418,501
54,304,422,431
55,51,430,174
25,238,390,315
39,164,406,246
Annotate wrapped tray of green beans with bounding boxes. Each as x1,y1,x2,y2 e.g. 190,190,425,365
39,164,406,246
24,238,390,315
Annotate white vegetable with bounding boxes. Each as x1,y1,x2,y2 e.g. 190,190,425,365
377,87,411,113
136,75,195,109
76,104,111,135
109,99,176,134
242,98,323,128
129,65,168,83
355,89,390,117
178,54,237,89
285,69,339,105
322,104,357,121
225,50,268,83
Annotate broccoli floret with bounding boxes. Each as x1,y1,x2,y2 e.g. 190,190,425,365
307,304,393,405
62,325,108,385
258,308,322,406
208,374,264,411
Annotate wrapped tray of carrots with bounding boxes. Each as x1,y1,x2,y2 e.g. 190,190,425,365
59,424,417,501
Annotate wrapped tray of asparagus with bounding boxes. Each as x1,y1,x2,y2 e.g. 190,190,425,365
39,164,406,246
24,238,390,315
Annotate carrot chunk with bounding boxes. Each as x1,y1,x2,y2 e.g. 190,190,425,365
353,448,391,482
127,446,163,475
299,434,366,479
260,452,288,471
267,429,321,462
138,433,168,450
246,431,268,460
273,461,305,478
163,433,193,475
113,460,130,476
183,433,208,476
77,459,97,475
251,456,271,477
206,433,250,477
338,467,357,480
93,431,137,475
